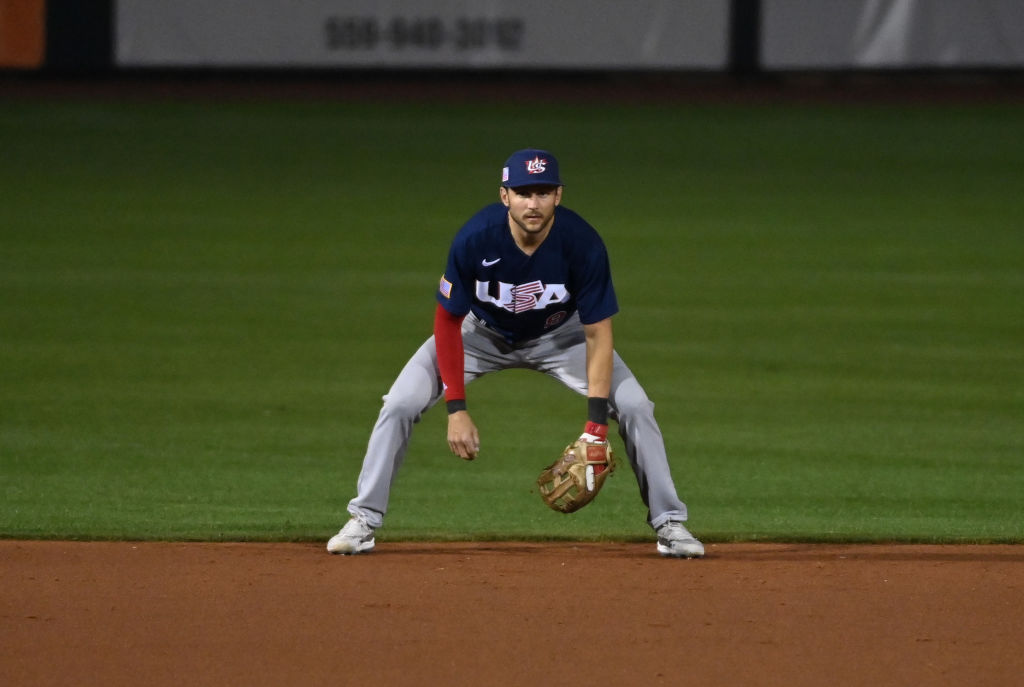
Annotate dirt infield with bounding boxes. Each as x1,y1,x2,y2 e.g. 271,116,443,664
2,541,1021,687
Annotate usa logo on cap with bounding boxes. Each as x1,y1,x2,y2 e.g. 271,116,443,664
500,148,562,188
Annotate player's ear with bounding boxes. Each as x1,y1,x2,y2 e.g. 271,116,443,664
499,186,510,207
554,186,563,206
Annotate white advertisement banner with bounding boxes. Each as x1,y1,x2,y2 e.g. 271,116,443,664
763,0,1024,68
116,0,729,69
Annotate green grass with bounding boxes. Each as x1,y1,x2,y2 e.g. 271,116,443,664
1,96,1022,543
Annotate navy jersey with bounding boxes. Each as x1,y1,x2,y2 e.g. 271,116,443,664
437,203,618,342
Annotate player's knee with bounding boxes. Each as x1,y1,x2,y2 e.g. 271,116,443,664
611,379,655,420
379,392,429,423
616,397,656,421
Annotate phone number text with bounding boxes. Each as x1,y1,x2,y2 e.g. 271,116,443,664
325,16,525,52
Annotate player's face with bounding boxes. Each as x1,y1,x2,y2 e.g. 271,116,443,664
501,184,562,236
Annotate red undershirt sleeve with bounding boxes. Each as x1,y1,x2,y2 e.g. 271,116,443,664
434,303,466,402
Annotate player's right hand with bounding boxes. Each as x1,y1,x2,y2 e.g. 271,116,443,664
447,410,480,460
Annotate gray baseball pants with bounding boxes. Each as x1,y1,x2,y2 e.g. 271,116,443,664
346,312,689,531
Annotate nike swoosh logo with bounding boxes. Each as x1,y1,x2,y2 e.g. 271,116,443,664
482,258,501,266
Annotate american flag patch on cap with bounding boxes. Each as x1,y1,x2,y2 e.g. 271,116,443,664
439,275,453,298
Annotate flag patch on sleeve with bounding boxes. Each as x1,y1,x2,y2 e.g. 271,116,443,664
439,275,453,298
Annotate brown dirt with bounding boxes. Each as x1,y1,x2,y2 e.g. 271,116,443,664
2,540,1022,687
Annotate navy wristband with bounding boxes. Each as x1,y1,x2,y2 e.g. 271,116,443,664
446,399,467,414
587,397,609,425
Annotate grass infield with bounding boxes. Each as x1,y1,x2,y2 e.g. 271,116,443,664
1,96,1022,543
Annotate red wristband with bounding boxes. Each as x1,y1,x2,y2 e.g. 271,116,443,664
584,421,608,441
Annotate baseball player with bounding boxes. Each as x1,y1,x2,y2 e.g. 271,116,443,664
328,149,703,558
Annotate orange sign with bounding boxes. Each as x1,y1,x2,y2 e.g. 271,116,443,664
0,0,46,68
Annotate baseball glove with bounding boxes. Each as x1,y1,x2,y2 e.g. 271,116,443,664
537,438,615,513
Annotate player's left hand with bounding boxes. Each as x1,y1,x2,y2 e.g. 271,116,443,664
447,410,480,460
536,430,616,513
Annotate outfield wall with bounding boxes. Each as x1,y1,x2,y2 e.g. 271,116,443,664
5,0,1024,74
114,1,730,70
762,0,1024,69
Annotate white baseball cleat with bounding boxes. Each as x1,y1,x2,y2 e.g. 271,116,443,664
326,515,376,555
656,521,705,558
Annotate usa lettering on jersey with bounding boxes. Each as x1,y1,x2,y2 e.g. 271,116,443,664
475,279,569,313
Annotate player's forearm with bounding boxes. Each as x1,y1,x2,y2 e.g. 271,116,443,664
583,318,613,400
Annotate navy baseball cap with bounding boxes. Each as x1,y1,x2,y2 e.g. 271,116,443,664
501,149,562,188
